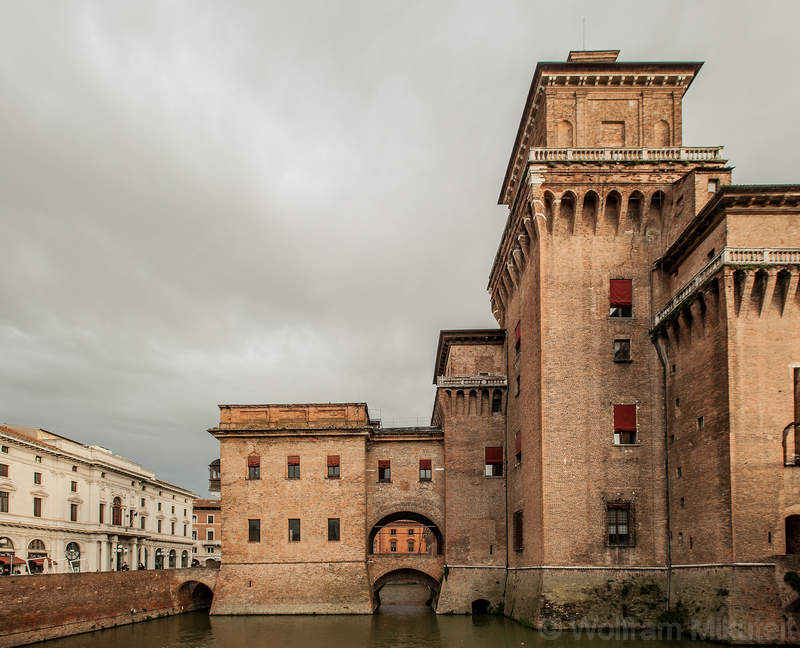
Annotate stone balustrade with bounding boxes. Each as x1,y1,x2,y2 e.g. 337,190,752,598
654,247,800,328
529,146,724,163
436,376,507,388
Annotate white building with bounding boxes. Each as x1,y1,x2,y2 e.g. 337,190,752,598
0,425,197,574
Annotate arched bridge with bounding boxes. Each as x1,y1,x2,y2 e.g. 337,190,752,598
367,554,444,610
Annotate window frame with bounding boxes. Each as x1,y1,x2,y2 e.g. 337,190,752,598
33,496,42,518
327,455,340,479
327,518,340,542
606,502,634,547
484,447,504,477
288,518,301,542
70,503,78,522
248,519,261,543
613,338,632,363
378,460,391,483
0,490,8,513
287,456,300,480
609,278,633,318
419,459,432,482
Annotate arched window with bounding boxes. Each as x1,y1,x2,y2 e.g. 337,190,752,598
28,539,46,553
181,550,188,568
556,120,574,147
155,548,164,570
0,537,14,575
168,549,177,568
27,539,47,574
491,391,503,414
654,120,670,147
65,542,81,572
0,537,13,551
112,497,122,526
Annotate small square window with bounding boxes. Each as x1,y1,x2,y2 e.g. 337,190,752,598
707,179,719,193
35,455,42,463
288,518,301,542
71,465,77,472
613,339,631,362
328,518,340,542
207,514,214,524
0,446,7,454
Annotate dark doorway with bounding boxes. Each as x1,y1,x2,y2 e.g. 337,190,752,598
471,599,491,614
786,516,800,554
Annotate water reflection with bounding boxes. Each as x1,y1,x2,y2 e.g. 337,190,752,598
33,589,710,648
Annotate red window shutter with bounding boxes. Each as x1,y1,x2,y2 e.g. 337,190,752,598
515,431,521,454
287,456,300,465
419,459,432,470
610,279,633,307
613,404,637,431
514,322,521,345
485,446,503,464
327,455,340,467
378,460,390,469
247,455,260,467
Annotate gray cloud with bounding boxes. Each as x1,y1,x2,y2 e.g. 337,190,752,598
1,0,798,494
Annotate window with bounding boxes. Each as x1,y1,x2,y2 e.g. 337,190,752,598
390,540,397,552
408,540,415,552
513,510,523,551
514,431,522,464
171,521,175,535
207,514,215,524
0,464,7,477
419,459,432,481
70,503,78,522
0,491,8,513
514,321,521,360
0,445,7,453
140,498,145,507
99,503,105,523
140,516,146,530
247,455,261,480
158,502,162,511
35,455,41,463
613,404,637,445
170,505,174,514
697,416,704,430
609,279,633,317
390,528,397,535
70,480,77,492
248,519,261,542
207,547,214,554
328,518,340,542
327,455,340,479
129,510,134,526
192,547,197,554
33,471,41,485
207,529,214,541
192,515,197,523
288,518,301,542
287,456,300,479
157,519,162,533
33,497,42,517
408,529,414,535
485,447,503,477
707,248,716,260
378,460,391,483
607,503,632,546
708,179,719,193
613,339,631,362
71,465,77,472
192,530,197,540
183,508,186,516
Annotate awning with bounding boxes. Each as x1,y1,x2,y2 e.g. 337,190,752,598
614,404,637,432
247,455,260,467
378,460,390,469
485,446,503,464
327,455,340,467
419,459,432,470
287,456,300,465
610,279,633,307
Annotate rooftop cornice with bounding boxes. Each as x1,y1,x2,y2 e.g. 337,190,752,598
209,427,373,438
432,329,506,384
498,58,703,206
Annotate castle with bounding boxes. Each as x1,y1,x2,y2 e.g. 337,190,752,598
208,50,800,643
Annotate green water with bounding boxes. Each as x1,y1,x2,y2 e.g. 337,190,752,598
32,586,709,648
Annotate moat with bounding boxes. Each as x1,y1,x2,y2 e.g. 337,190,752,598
30,586,709,648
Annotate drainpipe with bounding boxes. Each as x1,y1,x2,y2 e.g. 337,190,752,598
651,265,672,611
502,327,510,610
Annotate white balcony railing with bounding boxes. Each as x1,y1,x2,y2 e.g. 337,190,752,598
530,147,724,163
654,247,800,328
436,376,507,388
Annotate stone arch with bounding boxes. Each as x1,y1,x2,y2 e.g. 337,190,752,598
472,598,491,614
368,511,443,556
176,580,214,611
774,269,791,314
557,191,576,236
480,389,490,415
604,191,622,234
491,389,503,414
468,389,478,415
372,568,441,610
626,190,645,233
556,119,574,147
733,269,747,315
582,191,599,234
455,390,464,415
654,120,670,147
544,191,555,235
752,269,769,315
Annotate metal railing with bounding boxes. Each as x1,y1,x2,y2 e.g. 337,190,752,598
530,146,723,163
653,247,800,328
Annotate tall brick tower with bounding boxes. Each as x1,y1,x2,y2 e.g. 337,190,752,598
490,49,731,622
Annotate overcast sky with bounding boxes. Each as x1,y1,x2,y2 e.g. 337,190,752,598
1,1,798,495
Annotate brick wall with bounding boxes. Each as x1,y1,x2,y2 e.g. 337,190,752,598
0,567,217,648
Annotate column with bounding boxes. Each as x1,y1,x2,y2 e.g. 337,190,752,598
110,535,118,571
132,538,139,569
100,538,109,572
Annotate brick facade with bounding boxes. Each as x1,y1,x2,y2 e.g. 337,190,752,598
208,50,800,642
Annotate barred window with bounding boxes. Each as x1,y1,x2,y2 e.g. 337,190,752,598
607,503,632,546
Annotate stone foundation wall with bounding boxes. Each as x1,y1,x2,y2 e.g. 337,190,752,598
210,562,372,615
436,566,506,614
504,567,668,629
0,567,217,648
